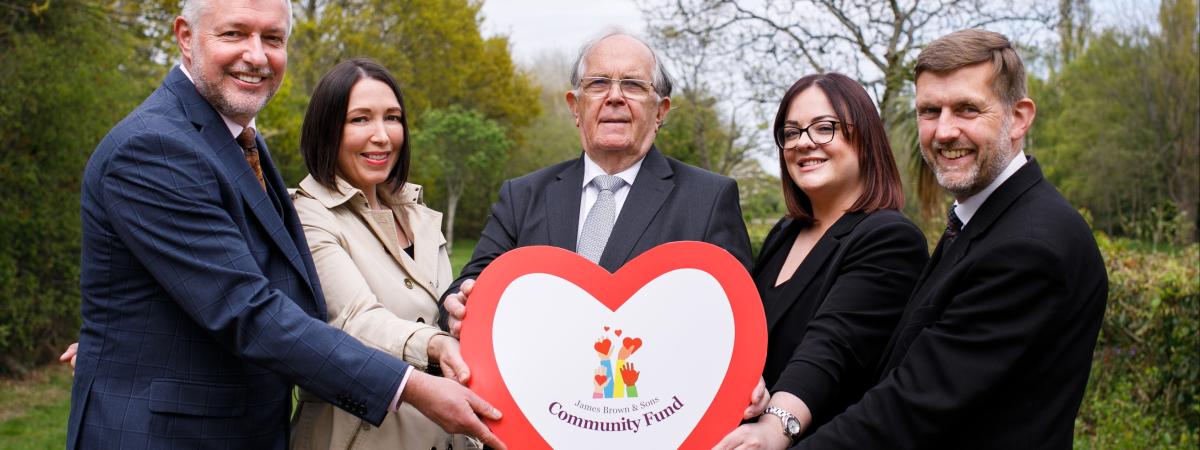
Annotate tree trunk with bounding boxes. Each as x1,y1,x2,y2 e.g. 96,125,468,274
444,189,459,255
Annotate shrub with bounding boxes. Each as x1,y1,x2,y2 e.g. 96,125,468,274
1075,235,1200,447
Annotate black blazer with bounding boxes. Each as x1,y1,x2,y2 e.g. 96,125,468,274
796,158,1108,449
443,147,753,305
755,210,926,430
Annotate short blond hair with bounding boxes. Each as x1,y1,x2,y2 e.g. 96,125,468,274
915,29,1027,107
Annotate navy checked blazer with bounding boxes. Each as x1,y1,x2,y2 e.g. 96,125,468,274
69,67,411,449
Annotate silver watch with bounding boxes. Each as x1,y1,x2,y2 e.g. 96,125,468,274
764,406,801,442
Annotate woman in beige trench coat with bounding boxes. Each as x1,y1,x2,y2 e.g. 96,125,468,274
289,58,478,450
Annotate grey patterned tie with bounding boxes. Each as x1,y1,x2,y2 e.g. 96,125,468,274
577,175,626,263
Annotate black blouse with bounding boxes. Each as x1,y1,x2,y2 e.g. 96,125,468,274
751,211,928,430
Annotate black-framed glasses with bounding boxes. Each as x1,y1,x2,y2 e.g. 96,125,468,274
775,120,843,149
577,77,656,100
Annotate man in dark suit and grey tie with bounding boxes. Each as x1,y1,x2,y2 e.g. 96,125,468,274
440,31,754,338
785,29,1107,449
67,0,503,448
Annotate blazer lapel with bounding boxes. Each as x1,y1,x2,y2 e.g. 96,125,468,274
601,147,673,272
751,219,793,281
878,157,1045,373
764,213,866,331
546,156,585,252
170,67,313,289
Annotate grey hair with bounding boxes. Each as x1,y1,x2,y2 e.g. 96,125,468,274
569,29,674,99
180,0,294,37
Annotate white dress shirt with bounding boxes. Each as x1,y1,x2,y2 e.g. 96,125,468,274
954,150,1028,228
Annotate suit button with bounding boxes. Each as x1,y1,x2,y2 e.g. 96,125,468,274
404,279,414,289
361,422,371,431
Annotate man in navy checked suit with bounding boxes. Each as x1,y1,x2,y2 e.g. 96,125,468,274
67,0,504,448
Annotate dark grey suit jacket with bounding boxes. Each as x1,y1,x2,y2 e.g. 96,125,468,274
794,158,1108,450
442,147,752,314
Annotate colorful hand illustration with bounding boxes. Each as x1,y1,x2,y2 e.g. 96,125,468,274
593,366,610,398
620,362,639,385
617,337,642,360
620,362,640,398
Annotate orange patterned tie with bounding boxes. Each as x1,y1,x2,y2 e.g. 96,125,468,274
236,127,267,191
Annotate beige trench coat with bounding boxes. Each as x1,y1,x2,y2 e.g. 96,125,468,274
290,175,469,450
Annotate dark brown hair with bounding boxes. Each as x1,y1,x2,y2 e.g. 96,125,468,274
915,28,1027,107
300,57,410,193
772,72,904,225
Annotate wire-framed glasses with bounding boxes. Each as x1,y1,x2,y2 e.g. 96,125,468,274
577,77,656,100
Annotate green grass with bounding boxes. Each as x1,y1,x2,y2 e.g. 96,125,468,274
0,364,71,448
450,238,477,276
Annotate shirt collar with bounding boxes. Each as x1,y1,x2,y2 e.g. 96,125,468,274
179,64,256,138
954,150,1027,226
581,152,643,188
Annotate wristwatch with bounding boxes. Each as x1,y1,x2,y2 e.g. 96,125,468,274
764,406,801,443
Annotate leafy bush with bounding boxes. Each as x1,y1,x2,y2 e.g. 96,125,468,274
1075,235,1200,447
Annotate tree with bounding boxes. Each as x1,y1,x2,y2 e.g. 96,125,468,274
655,89,758,175
261,0,541,188
509,50,584,179
411,107,512,248
1033,0,1199,244
648,20,763,176
641,0,1059,217
0,0,156,373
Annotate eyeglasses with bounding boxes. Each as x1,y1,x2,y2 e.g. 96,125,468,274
775,120,844,149
577,77,656,100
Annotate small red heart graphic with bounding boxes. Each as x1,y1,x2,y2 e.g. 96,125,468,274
593,374,607,385
622,337,643,355
593,338,611,355
603,326,609,332
614,329,623,337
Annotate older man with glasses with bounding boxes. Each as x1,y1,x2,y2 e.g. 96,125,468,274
441,30,752,322
439,33,757,408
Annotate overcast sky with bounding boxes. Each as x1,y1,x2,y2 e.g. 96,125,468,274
478,0,646,65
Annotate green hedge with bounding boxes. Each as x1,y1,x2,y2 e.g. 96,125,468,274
1074,236,1200,448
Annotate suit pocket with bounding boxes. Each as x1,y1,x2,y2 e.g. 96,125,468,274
147,378,247,417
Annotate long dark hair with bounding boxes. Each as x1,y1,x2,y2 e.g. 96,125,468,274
300,57,410,193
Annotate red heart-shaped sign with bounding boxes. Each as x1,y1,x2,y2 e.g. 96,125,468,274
461,242,766,449
615,329,623,337
594,374,608,386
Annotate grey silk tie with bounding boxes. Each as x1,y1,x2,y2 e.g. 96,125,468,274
577,175,626,263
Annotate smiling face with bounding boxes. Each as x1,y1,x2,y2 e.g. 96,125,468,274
176,0,289,125
916,62,1025,200
781,87,863,209
566,35,670,168
336,78,404,196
